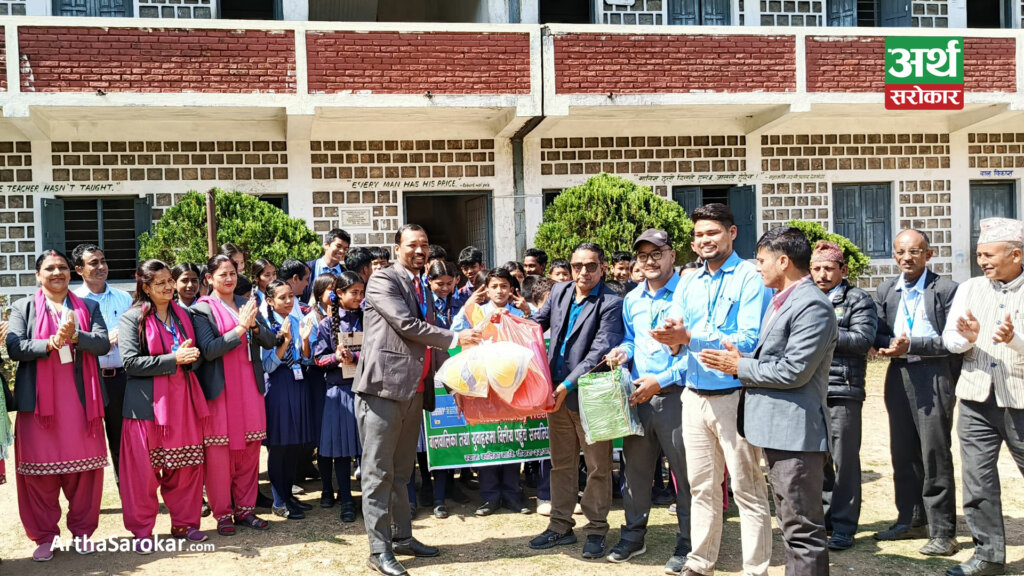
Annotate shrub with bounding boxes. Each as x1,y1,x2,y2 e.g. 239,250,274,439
139,189,322,270
785,219,871,280
533,173,694,264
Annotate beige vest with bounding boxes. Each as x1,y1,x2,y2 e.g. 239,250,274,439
956,274,1024,408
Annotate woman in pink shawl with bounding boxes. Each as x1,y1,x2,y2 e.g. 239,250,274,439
6,250,111,562
119,260,210,552
192,254,276,535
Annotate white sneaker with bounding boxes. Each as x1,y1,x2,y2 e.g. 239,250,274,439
537,500,551,516
291,484,305,495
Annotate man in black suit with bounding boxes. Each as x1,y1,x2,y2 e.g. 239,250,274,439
527,243,625,560
873,229,960,557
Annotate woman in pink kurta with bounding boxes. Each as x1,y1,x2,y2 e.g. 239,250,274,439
119,259,210,552
191,254,276,535
6,250,111,562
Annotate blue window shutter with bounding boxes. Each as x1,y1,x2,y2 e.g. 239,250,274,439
702,0,730,25
827,0,857,26
832,185,861,249
672,186,702,218
833,184,891,258
41,198,66,254
134,197,153,254
668,0,699,25
728,185,757,260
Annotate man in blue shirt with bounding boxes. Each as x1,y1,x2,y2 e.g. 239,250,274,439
72,244,133,486
651,204,773,576
301,228,350,302
603,229,691,574
528,243,624,560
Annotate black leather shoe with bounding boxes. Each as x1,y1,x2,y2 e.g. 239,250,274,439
921,537,960,556
828,532,854,550
339,501,356,523
320,492,336,508
946,556,1005,576
873,523,928,540
502,500,531,515
289,497,312,511
433,504,449,519
476,501,500,516
582,534,607,559
367,552,407,576
283,501,306,520
393,537,440,558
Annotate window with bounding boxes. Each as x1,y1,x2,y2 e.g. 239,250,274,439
53,0,132,16
542,189,562,209
672,185,758,260
832,183,892,258
41,197,152,281
219,0,278,20
967,0,1014,28
260,194,289,213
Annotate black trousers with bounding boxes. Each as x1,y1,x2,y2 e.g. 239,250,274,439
102,369,127,483
957,392,1024,563
884,358,957,537
766,449,829,576
267,445,301,507
823,398,862,535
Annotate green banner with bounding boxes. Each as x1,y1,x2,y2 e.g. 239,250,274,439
884,37,963,85
423,382,551,470
423,382,626,470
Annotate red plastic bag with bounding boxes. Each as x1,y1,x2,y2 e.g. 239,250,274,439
457,312,555,424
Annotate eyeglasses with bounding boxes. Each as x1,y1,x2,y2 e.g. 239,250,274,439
570,262,600,273
894,249,927,257
636,251,665,263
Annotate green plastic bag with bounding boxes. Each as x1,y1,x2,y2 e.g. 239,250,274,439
577,367,644,444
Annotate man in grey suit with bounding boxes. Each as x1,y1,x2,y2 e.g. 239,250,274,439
872,229,960,557
354,223,481,576
702,226,836,576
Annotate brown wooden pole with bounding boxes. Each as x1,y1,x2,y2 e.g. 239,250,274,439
206,188,217,258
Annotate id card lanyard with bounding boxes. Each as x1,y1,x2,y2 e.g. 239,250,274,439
703,271,726,334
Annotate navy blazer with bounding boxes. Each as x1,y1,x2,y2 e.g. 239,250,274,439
532,281,624,411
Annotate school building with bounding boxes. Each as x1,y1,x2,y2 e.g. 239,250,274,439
0,1,1019,294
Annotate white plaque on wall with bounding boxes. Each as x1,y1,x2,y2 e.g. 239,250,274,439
340,208,372,228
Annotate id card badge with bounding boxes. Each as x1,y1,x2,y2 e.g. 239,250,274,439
246,339,252,362
292,365,305,381
58,344,73,364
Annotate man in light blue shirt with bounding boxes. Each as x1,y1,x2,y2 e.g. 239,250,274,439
72,244,133,485
650,204,773,576
603,229,690,573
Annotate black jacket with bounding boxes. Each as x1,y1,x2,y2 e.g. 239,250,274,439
119,306,203,420
826,281,878,401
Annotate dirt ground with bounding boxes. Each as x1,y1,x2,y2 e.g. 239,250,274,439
0,360,1022,576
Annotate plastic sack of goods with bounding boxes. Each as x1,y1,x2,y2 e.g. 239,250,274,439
434,304,555,424
577,366,645,444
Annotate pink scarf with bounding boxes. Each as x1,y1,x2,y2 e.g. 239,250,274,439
197,295,256,450
33,290,104,436
143,301,209,437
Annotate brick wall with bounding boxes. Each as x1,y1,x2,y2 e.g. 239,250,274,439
306,32,531,95
761,133,950,171
311,189,401,245
540,135,746,176
913,0,949,27
51,141,289,183
967,132,1024,169
19,27,296,93
806,36,1015,93
309,139,495,181
0,187,36,289
138,0,214,18
760,181,829,231
759,0,824,26
552,34,796,94
0,142,32,183
898,179,952,258
0,28,5,93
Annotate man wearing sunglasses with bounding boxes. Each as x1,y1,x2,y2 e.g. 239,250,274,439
603,229,691,573
872,229,960,557
527,242,624,561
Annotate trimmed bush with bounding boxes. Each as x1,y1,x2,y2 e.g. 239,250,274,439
785,219,871,280
533,173,694,264
139,189,322,270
